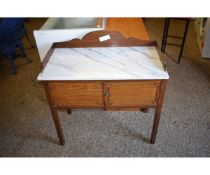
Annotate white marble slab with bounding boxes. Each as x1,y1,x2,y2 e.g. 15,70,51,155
37,46,169,80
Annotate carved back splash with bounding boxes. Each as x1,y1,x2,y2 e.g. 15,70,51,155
52,30,157,48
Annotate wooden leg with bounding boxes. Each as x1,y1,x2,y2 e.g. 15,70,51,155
67,109,72,115
44,83,65,145
150,106,161,144
49,107,65,145
150,80,167,144
141,108,149,113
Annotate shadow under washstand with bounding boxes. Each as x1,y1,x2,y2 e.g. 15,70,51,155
20,131,59,145
113,122,150,144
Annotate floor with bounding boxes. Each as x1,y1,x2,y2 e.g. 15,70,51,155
0,18,209,157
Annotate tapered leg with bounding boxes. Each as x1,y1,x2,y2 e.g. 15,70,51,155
150,80,167,144
44,83,65,145
150,106,161,144
49,107,65,145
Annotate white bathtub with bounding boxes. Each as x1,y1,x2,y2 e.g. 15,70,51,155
33,18,105,61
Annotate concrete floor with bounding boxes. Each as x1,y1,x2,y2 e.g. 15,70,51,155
0,18,209,157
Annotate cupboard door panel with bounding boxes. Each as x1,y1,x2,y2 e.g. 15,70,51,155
48,81,104,107
106,81,160,107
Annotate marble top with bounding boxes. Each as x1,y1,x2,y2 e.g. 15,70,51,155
37,46,169,80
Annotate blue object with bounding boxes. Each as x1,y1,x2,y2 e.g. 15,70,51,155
0,18,31,74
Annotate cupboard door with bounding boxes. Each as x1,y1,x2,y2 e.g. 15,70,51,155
105,81,160,107
48,81,104,107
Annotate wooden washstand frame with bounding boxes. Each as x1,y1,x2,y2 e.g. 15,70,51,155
40,30,167,145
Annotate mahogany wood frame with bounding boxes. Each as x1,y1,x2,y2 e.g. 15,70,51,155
40,30,167,145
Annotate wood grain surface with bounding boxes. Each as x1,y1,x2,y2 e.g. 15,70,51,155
48,81,104,107
106,18,149,40
52,30,156,48
105,81,160,107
